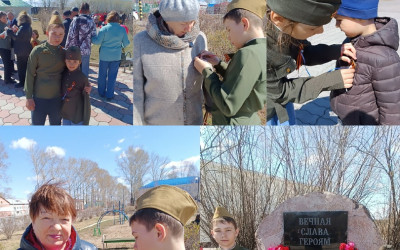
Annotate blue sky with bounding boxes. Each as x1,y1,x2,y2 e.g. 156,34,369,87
0,126,200,200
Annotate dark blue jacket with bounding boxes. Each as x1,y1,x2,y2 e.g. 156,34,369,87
19,224,97,250
7,23,32,57
61,18,72,47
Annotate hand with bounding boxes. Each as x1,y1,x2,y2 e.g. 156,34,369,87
12,25,18,33
341,43,356,60
198,50,220,66
339,55,352,65
26,99,35,111
340,68,355,88
194,57,213,73
84,85,92,94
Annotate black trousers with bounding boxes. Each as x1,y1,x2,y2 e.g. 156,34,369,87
17,55,29,85
0,48,13,81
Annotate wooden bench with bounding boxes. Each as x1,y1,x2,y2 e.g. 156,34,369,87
102,234,135,248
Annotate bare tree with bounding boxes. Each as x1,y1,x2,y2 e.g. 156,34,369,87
0,217,18,239
353,127,400,248
41,0,52,9
29,146,64,190
117,146,149,205
200,126,383,249
0,142,8,191
148,152,170,182
59,0,68,10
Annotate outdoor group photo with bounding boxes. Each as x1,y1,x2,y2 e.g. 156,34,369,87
0,0,400,250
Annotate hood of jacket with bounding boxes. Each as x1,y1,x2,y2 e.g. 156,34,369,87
353,17,399,51
19,224,95,250
146,10,200,50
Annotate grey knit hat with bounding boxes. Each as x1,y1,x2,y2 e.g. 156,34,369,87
159,0,200,22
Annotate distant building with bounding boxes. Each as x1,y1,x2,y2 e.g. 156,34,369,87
199,1,208,11
0,0,32,15
138,176,200,201
0,196,29,217
206,2,229,14
75,198,85,211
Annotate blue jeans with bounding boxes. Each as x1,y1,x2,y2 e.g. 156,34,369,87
267,102,296,125
31,97,62,125
98,60,120,99
81,55,90,77
62,119,84,125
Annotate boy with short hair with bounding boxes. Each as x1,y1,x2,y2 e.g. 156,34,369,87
330,0,400,125
194,0,266,125
211,206,248,250
61,46,91,125
129,185,197,250
25,14,65,125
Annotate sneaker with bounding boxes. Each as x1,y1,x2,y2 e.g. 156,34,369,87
15,83,24,88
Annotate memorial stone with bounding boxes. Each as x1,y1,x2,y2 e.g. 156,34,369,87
256,192,384,250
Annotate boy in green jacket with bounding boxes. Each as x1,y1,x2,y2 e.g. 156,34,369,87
194,0,266,125
25,14,65,125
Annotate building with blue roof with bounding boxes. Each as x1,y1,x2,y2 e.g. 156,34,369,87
138,176,200,201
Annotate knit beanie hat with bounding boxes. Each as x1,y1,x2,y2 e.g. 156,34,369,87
337,0,379,20
159,0,200,22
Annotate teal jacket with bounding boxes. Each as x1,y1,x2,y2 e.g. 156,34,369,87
202,38,267,125
92,23,130,61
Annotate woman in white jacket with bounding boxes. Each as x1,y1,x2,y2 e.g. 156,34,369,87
133,0,207,125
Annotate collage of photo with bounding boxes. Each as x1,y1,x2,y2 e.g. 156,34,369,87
0,0,399,249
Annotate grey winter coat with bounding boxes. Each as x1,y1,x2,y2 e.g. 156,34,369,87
133,11,207,125
330,17,400,125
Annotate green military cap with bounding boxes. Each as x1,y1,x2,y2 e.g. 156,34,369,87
269,0,341,26
227,0,266,19
136,185,197,225
213,206,234,219
65,46,81,61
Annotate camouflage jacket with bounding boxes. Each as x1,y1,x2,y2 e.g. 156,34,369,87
65,14,97,56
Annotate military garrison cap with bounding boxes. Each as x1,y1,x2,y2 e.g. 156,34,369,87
136,185,197,225
213,206,234,220
269,0,341,26
65,46,81,61
48,14,63,26
227,0,266,19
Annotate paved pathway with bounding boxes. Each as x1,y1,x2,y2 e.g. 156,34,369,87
293,0,400,125
0,63,133,125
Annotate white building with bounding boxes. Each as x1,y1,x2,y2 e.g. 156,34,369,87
0,196,29,217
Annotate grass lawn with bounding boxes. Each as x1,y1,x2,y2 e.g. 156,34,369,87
31,20,133,64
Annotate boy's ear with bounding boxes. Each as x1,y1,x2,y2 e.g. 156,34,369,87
235,228,239,237
154,223,167,241
241,17,250,31
270,10,288,27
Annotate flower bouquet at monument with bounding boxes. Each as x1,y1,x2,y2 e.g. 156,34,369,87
339,242,357,250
